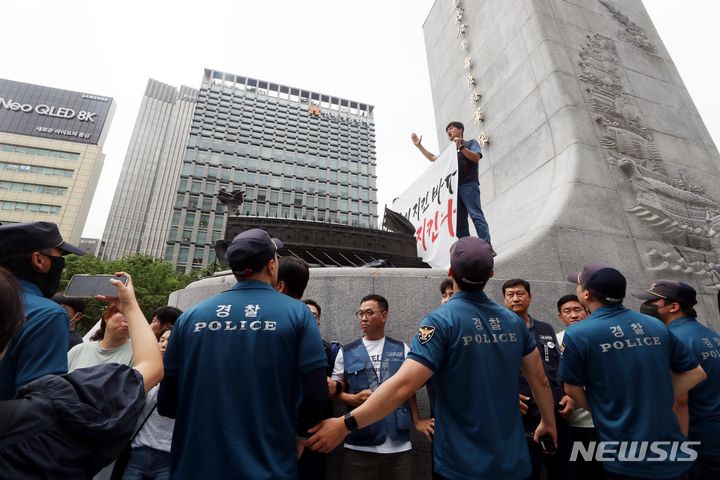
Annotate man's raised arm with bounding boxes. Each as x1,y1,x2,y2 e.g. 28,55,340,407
411,133,438,161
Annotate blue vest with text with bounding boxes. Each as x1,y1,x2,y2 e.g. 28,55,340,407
343,337,411,446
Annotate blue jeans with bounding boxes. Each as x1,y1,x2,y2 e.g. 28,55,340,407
122,446,171,480
457,182,491,244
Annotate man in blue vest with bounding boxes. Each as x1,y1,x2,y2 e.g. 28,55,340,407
158,229,328,480
330,294,425,480
561,263,707,480
308,238,557,479
634,280,720,480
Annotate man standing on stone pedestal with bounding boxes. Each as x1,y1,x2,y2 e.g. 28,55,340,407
633,280,720,480
502,279,575,480
411,122,494,254
561,263,707,480
555,294,604,480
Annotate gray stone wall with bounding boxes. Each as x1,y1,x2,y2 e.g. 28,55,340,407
422,0,720,329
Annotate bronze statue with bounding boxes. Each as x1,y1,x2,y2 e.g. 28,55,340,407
217,188,245,216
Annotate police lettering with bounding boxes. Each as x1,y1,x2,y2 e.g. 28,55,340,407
193,320,277,333
462,332,517,346
700,349,720,361
599,336,661,353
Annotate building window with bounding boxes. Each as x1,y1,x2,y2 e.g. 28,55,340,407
0,161,73,178
0,181,67,196
0,201,61,215
0,143,80,161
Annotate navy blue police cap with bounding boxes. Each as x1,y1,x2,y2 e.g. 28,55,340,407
450,237,494,288
632,280,697,307
226,228,283,276
566,262,625,303
0,221,85,256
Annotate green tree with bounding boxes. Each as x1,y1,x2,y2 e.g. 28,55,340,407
60,254,195,335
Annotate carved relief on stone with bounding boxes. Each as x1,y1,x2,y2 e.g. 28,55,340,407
460,39,470,51
473,108,485,124
457,23,467,37
478,131,489,147
463,56,472,71
645,247,720,291
599,0,657,54
577,28,720,291
455,7,464,23
467,74,476,87
470,90,481,103
451,0,462,9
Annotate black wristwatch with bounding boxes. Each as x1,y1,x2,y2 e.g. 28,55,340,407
343,412,359,432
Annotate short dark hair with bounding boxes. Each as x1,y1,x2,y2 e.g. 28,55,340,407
278,257,310,299
0,252,35,282
557,294,580,313
445,121,464,133
51,294,87,314
0,267,25,354
502,279,531,296
439,278,453,294
151,306,183,327
303,299,321,318
659,298,697,319
361,294,389,312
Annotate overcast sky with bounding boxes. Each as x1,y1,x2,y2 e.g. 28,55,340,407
1,0,718,239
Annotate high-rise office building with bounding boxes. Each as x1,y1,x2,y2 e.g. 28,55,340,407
164,69,378,273
0,79,114,243
101,79,198,260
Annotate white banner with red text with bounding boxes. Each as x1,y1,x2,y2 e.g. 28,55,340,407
390,145,458,268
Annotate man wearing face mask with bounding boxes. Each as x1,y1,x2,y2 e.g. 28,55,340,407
51,294,87,350
634,281,720,480
0,221,85,400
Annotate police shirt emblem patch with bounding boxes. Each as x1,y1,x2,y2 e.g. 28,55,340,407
418,326,436,344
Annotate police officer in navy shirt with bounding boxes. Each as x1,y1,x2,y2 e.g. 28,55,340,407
560,263,707,480
0,221,84,400
503,279,575,480
157,229,328,480
634,280,720,480
307,237,557,480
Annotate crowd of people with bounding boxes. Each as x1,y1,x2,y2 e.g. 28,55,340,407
0,219,718,480
0,120,718,479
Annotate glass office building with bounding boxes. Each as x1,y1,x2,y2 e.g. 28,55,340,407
101,79,198,260
164,69,378,273
0,78,114,243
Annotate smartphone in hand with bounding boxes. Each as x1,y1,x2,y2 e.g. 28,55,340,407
539,434,556,454
64,274,128,298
